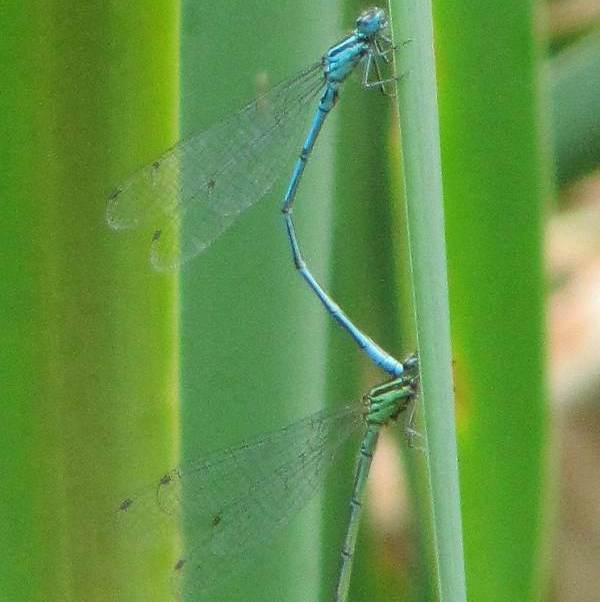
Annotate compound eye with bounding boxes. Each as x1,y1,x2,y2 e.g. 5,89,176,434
356,7,373,27
356,7,386,34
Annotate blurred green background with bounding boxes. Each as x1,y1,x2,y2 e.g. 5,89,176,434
2,0,600,601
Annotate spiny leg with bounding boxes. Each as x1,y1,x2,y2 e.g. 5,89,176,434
362,49,399,96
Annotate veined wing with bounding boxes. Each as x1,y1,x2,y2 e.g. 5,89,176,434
107,62,325,271
113,401,365,598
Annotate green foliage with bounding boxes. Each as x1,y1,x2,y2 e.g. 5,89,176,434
180,2,338,601
391,0,467,600
433,1,548,601
1,3,180,601
6,0,591,599
551,31,600,185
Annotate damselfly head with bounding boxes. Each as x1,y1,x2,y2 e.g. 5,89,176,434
355,7,388,38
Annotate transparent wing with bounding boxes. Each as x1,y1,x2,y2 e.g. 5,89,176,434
106,62,325,271
114,401,365,598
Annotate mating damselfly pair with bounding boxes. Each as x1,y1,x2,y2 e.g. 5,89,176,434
109,7,419,601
